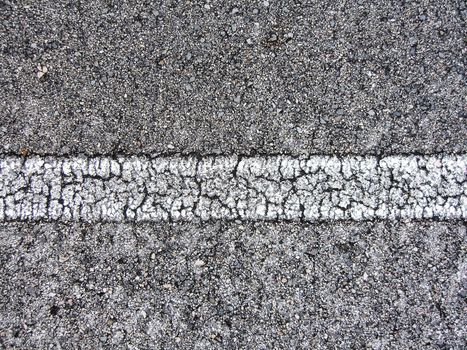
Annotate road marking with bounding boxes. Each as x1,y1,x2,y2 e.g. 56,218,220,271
0,155,465,222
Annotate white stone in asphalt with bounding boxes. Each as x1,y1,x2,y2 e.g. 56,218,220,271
0,155,465,222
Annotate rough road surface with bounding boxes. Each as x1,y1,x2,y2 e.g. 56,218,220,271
1,221,466,349
1,0,466,349
1,0,466,156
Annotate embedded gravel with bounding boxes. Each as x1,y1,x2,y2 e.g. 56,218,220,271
0,221,466,349
1,0,466,348
0,0,466,156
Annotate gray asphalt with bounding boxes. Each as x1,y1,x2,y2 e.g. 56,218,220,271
1,0,466,156
1,222,466,349
1,0,466,349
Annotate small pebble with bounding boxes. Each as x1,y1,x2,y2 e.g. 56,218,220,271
194,259,205,267
308,248,318,256
458,226,466,236
37,64,48,79
58,255,69,263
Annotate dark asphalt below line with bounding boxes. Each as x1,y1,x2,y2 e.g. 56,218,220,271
0,221,466,349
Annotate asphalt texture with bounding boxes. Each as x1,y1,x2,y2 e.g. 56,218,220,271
1,0,466,156
1,0,467,349
1,222,466,349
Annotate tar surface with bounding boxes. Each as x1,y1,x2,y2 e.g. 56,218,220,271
1,0,466,156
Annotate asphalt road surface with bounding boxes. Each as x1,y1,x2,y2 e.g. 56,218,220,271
0,0,466,349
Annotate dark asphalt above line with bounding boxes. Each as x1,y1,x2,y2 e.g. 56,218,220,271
1,0,466,155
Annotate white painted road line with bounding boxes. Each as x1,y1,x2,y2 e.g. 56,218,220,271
0,155,465,222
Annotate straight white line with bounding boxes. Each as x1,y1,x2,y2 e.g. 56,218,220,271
0,155,465,222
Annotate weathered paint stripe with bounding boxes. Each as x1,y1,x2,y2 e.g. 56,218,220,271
0,155,465,222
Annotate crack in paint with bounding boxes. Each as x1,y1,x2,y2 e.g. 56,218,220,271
0,155,466,222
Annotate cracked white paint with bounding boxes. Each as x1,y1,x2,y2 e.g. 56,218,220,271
0,155,465,222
